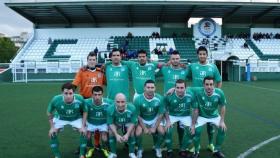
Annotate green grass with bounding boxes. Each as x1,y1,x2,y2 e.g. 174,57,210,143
0,81,279,158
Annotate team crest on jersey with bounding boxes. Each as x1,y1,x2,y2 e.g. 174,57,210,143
74,104,79,108
121,67,125,71
148,66,152,71
214,97,219,102
208,68,213,72
173,100,177,103
168,70,171,74
61,106,64,109
136,66,139,70
186,98,191,103
181,71,185,75
196,66,199,70
202,96,205,100
154,101,159,107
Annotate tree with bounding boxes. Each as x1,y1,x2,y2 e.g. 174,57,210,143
0,37,18,63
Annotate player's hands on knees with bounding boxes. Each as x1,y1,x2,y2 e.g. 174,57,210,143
165,121,171,131
79,126,87,136
122,134,129,142
150,127,156,134
143,127,149,134
219,121,227,131
49,127,58,137
116,134,123,143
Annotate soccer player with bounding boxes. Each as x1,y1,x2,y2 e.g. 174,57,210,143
161,50,188,147
164,79,198,158
107,93,137,158
105,48,130,100
161,50,188,94
73,51,106,152
47,82,87,158
134,80,165,158
120,49,162,101
73,51,106,99
191,76,227,158
187,46,222,152
84,86,112,158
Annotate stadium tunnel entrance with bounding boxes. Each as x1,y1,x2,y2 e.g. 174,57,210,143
216,56,242,81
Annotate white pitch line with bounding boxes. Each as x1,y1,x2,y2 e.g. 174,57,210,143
228,82,280,93
237,134,280,158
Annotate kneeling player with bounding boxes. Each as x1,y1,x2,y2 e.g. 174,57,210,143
85,86,112,158
164,79,198,158
191,76,227,158
107,93,137,158
47,83,88,158
134,80,165,158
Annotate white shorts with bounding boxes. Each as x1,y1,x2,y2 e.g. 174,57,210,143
196,116,221,127
142,117,165,127
169,115,192,127
53,118,82,129
87,122,108,132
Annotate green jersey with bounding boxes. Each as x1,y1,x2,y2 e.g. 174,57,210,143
47,94,87,121
191,87,226,118
105,64,130,100
161,66,188,93
107,103,137,126
187,62,221,87
124,61,158,94
164,90,197,117
85,98,113,125
133,93,164,121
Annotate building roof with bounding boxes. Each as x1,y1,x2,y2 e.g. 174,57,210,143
5,0,280,27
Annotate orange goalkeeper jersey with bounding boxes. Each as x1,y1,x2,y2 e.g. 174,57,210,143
72,67,106,98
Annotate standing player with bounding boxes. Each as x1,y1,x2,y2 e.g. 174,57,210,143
161,50,188,147
84,86,112,158
161,50,188,94
73,51,106,152
73,51,106,99
134,80,165,158
121,49,162,101
164,79,198,158
105,48,130,100
107,93,137,158
47,83,88,158
191,76,227,158
187,46,222,152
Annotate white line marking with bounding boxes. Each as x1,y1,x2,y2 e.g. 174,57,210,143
237,135,280,158
228,82,280,93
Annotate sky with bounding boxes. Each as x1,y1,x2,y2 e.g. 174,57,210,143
0,1,33,37
0,0,278,37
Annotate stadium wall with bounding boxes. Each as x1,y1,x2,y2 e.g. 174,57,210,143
251,72,280,80
160,27,192,37
35,27,160,39
0,69,12,82
26,73,75,81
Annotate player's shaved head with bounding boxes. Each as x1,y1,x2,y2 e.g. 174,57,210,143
115,93,127,112
115,93,126,101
